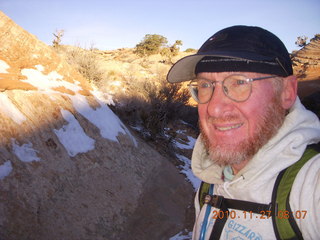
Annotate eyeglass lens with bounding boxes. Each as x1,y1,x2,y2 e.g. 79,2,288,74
189,75,252,103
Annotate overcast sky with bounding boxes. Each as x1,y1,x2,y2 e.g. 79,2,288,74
1,0,319,52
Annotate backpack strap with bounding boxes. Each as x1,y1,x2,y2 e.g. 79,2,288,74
199,183,271,240
206,195,271,240
271,143,320,240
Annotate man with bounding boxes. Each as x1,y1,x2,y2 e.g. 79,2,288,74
167,26,320,239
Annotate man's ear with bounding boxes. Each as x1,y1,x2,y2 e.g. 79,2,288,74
281,75,298,109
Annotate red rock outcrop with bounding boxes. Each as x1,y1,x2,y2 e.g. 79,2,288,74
293,35,320,98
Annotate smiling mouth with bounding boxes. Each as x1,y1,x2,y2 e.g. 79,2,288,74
216,123,243,131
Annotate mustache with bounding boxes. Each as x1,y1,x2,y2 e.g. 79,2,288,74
206,115,241,124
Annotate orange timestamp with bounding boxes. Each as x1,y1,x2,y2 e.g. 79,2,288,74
212,210,308,220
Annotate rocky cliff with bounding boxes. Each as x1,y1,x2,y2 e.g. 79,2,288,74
292,35,320,117
293,35,320,80
293,35,320,95
0,11,193,240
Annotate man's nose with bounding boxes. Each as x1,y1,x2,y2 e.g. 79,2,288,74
206,84,234,118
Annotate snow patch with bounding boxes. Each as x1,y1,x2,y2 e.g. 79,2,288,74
54,109,95,157
12,139,41,162
173,135,196,150
0,60,10,73
35,64,44,71
21,67,82,92
0,93,26,124
169,230,192,240
8,64,137,153
70,94,137,146
176,154,201,190
0,161,13,180
90,87,114,106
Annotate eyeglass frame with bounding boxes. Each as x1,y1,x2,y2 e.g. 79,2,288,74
187,74,278,103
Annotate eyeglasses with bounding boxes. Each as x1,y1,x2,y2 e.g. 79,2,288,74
187,74,277,103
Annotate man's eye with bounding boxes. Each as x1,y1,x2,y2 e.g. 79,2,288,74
236,80,246,85
199,82,211,88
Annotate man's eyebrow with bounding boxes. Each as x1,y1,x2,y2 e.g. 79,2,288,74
196,77,212,81
195,73,249,81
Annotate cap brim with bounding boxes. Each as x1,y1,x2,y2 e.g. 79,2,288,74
166,51,276,83
167,54,203,83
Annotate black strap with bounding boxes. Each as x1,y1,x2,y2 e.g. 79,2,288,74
286,192,303,240
309,143,320,152
204,194,271,240
209,200,229,240
204,194,271,213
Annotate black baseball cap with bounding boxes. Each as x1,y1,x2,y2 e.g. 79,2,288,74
167,25,293,83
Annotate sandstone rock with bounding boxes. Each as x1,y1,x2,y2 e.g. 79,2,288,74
292,35,320,116
292,35,320,94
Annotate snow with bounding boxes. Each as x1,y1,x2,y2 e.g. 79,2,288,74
169,130,199,239
169,131,197,240
90,87,114,106
54,109,95,157
169,230,192,240
0,60,10,73
12,139,41,162
170,130,200,190
0,161,13,180
35,64,44,71
173,135,196,150
19,65,137,147
21,67,83,92
70,94,137,146
0,92,27,124
176,153,201,190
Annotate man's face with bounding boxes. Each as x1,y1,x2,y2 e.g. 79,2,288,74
198,72,287,166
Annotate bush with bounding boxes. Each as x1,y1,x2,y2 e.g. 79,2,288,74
52,29,64,49
160,40,183,64
134,34,168,57
113,76,197,140
60,46,105,86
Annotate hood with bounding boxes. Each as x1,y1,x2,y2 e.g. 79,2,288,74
191,98,320,185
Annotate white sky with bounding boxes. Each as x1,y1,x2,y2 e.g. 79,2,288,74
1,0,319,52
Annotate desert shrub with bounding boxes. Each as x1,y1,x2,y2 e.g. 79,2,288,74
160,40,183,64
170,40,183,56
113,76,197,140
52,29,64,49
61,46,105,86
134,34,168,57
154,80,198,129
